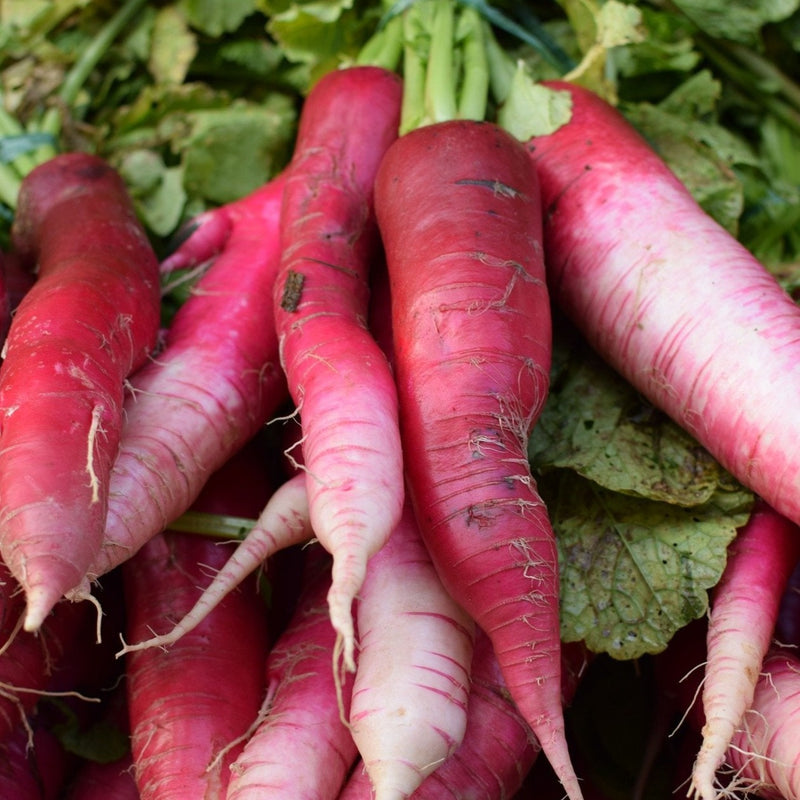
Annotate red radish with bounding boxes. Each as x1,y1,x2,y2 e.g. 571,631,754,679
725,645,800,800
122,446,272,800
73,174,289,589
225,553,358,800
523,80,800,530
0,721,69,800
117,470,311,654
2,153,161,631
0,249,10,343
374,119,581,799
273,65,404,670
348,500,475,799
690,502,800,800
63,753,139,800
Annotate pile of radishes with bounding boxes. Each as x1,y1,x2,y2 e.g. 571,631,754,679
1,13,800,800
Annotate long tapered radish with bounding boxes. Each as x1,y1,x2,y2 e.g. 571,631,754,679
690,502,800,800
225,554,359,800
272,65,404,670
122,446,272,800
117,469,311,655
75,174,289,590
348,499,475,800
1,153,161,631
374,118,581,800
521,79,800,530
724,645,800,800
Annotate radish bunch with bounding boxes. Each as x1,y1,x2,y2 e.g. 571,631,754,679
1,8,800,800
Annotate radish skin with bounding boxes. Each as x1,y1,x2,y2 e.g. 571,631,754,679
525,80,800,530
117,470,311,655
273,65,404,671
725,646,800,800
2,153,161,631
374,119,581,800
225,556,358,800
691,502,800,800
348,500,475,800
77,174,288,587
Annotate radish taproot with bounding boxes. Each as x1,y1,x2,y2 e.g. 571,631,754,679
225,553,358,800
272,65,404,671
691,502,800,800
77,174,288,589
374,118,581,800
348,499,475,799
520,80,800,529
122,443,273,799
2,153,161,631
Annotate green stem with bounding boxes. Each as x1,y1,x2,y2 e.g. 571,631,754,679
424,0,458,124
484,22,517,105
399,4,429,134
356,14,405,70
457,8,490,121
165,511,256,541
33,0,148,164
0,163,21,209
0,101,41,178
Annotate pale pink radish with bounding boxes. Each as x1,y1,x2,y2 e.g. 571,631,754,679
690,501,800,800
225,554,358,800
71,174,288,591
523,80,800,531
348,500,475,799
375,119,581,799
117,470,311,655
272,65,404,671
2,153,161,631
724,646,800,799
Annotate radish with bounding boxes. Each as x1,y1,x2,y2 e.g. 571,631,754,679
2,152,161,631
374,118,581,800
272,65,404,670
348,499,475,799
225,553,358,800
76,174,289,589
690,501,800,800
122,445,272,800
63,753,139,800
725,645,800,800
518,79,800,530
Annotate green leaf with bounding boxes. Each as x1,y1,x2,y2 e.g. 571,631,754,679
177,96,296,204
671,0,800,43
545,469,751,659
529,321,745,507
182,0,259,38
49,701,129,764
149,5,198,86
497,65,573,140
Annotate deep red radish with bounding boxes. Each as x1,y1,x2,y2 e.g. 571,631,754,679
2,153,160,630
691,502,800,800
523,80,800,530
374,118,581,799
63,753,139,800
0,250,10,343
117,470,311,655
273,65,404,670
348,500,474,799
225,554,358,800
725,645,800,800
0,721,69,800
74,174,288,589
122,446,272,800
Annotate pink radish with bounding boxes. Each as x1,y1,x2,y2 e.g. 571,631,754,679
374,118,581,800
348,500,475,799
691,502,800,800
523,80,800,530
272,65,404,670
225,553,358,800
72,173,288,589
2,153,161,631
